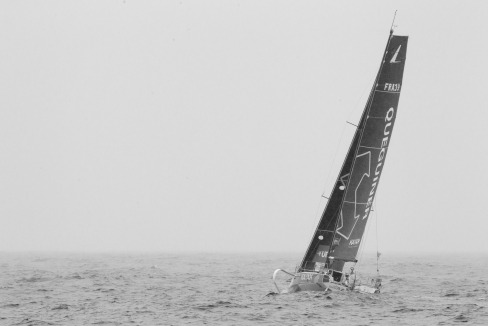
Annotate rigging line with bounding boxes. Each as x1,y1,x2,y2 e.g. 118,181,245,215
356,196,382,274
306,88,352,246
347,65,378,124
343,200,369,204
322,121,350,193
308,120,349,250
359,145,388,150
390,10,398,33
321,123,347,191
374,196,381,274
375,90,400,94
354,205,378,282
305,204,341,262
355,207,373,273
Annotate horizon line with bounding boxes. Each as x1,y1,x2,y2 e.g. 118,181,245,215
0,250,487,255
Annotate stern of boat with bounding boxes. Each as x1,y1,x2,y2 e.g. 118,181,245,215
273,270,331,293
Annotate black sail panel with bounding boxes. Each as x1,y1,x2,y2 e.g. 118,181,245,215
331,35,408,261
299,34,408,271
299,131,361,271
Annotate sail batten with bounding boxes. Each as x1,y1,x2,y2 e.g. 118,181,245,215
299,33,408,273
359,145,388,150
375,90,401,94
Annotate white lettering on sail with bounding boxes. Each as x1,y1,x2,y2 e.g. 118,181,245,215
384,83,401,92
385,107,395,121
363,107,395,219
390,45,402,63
349,239,361,246
378,148,386,162
300,273,313,281
317,251,327,258
375,162,382,176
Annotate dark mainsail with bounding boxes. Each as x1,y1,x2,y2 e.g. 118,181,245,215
299,32,408,272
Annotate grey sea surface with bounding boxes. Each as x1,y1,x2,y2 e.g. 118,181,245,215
0,252,487,325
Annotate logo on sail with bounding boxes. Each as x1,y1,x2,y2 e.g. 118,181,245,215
349,239,360,246
336,151,371,240
390,45,402,63
362,107,395,220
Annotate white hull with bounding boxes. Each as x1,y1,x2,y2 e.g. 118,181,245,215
273,270,379,294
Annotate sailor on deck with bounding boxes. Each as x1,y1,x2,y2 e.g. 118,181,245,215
326,270,333,282
325,270,333,292
348,267,356,289
342,267,356,288
371,277,381,289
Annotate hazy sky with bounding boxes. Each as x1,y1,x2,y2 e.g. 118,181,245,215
1,1,487,255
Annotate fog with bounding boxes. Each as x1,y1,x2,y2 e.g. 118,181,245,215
1,1,487,255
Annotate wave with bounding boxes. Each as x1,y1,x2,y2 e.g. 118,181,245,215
64,273,83,280
3,253,488,325
388,277,405,282
194,304,216,311
51,304,69,310
392,307,424,313
92,322,115,325
12,318,53,325
18,276,52,283
453,314,470,322
443,292,459,297
193,300,247,311
94,288,115,292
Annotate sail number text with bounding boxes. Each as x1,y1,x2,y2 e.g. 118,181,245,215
300,273,314,281
384,83,401,92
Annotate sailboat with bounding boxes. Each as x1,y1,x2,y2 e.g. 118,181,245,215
273,27,408,294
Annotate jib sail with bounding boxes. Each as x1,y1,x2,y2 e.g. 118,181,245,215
299,32,408,272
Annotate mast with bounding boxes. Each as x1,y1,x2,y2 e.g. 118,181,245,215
299,29,408,272
325,31,394,262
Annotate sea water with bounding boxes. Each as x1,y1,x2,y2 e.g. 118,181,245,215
1,252,487,325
